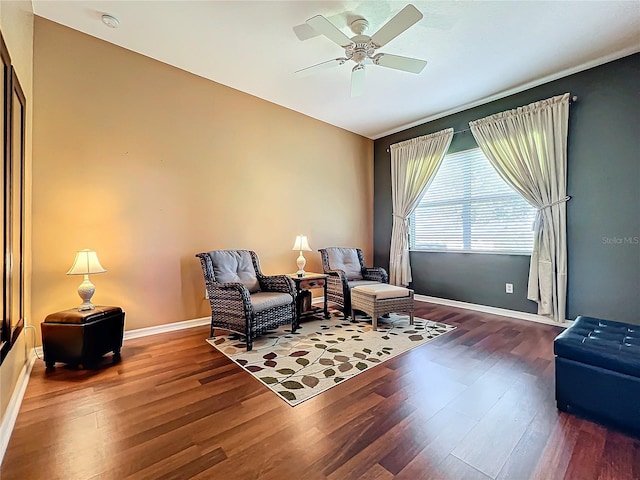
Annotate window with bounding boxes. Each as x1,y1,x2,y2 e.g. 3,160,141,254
410,147,537,254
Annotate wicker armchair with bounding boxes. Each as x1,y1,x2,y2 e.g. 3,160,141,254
318,247,389,319
196,250,296,351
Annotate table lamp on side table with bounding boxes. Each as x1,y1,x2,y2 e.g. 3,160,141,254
67,249,107,311
292,235,312,277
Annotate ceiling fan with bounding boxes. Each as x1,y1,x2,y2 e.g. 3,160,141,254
295,4,427,97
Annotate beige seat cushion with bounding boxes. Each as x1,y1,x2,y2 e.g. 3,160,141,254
352,283,411,300
347,280,381,289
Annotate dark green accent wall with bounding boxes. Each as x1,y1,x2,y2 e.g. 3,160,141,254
374,53,640,323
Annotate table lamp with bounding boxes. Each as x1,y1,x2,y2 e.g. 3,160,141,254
292,235,312,277
67,249,107,311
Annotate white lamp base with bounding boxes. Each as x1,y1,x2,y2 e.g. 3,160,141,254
77,275,96,311
296,252,307,277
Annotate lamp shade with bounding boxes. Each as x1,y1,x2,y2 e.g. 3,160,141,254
66,249,107,275
292,235,312,252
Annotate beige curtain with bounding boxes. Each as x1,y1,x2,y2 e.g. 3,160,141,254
469,93,570,322
389,128,454,286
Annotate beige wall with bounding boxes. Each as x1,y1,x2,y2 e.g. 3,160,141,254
32,19,373,338
0,1,33,422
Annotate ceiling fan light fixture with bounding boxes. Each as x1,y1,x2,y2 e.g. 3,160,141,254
101,14,120,29
349,18,369,35
296,4,427,95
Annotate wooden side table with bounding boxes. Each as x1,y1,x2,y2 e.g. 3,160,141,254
41,306,125,368
287,273,330,327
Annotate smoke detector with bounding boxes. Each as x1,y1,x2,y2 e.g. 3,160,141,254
101,14,120,29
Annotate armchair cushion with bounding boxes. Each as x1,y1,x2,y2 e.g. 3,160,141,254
251,292,294,313
327,248,363,280
347,280,381,289
209,250,260,293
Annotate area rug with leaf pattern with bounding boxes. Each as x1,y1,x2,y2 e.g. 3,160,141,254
206,312,455,406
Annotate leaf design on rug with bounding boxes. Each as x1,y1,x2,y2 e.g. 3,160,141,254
279,391,296,401
338,362,353,373
282,381,304,390
206,315,456,406
302,376,319,388
289,351,309,357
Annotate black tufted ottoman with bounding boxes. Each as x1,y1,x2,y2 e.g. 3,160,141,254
554,316,640,435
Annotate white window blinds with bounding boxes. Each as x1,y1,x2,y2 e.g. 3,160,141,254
410,147,537,254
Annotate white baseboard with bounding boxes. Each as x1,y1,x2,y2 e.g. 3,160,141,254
312,296,325,305
414,294,571,327
0,350,37,463
123,317,210,340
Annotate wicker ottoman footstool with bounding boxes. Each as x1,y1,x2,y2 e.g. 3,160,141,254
351,284,414,330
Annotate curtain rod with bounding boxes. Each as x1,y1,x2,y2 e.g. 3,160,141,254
386,95,578,153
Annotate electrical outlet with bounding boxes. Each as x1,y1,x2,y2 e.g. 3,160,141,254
505,283,513,294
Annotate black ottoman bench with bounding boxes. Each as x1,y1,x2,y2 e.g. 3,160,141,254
554,315,640,435
42,306,125,368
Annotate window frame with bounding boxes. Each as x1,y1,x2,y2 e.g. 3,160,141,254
1,31,26,364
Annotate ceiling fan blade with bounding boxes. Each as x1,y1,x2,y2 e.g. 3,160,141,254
306,15,354,48
374,53,427,74
370,4,423,48
351,66,365,97
293,23,320,41
295,58,345,77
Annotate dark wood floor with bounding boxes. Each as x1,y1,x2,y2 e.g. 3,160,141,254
2,301,639,479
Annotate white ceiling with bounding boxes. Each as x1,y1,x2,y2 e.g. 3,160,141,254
32,1,640,139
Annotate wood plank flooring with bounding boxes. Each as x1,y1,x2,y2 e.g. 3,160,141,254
2,301,639,479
